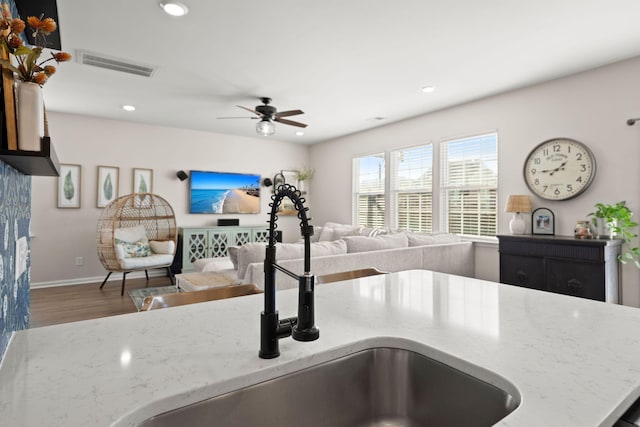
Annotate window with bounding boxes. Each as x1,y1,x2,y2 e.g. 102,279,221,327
391,144,433,232
351,132,498,238
440,133,498,237
353,154,385,227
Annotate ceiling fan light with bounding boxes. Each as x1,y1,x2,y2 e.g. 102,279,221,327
256,119,275,136
159,2,189,17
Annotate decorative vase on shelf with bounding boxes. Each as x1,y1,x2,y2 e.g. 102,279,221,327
17,81,44,151
297,179,306,193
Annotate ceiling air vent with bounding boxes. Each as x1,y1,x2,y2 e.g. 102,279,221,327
76,50,156,77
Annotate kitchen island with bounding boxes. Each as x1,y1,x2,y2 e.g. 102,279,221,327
2,270,640,426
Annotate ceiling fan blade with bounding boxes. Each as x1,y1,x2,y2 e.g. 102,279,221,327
216,116,259,119
237,105,263,117
275,109,304,118
275,117,308,128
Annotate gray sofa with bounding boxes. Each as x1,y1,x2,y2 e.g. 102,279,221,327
191,222,475,291
244,240,474,290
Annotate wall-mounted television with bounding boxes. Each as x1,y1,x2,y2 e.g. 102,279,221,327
189,170,261,214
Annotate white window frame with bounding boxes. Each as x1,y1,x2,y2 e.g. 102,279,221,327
390,143,433,232
352,153,386,227
351,131,498,238
439,132,498,237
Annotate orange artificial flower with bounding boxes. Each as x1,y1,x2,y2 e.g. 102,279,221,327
0,12,70,85
10,18,24,34
32,73,47,84
40,17,56,34
53,52,71,62
26,16,40,29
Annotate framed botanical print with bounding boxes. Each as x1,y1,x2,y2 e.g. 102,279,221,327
97,165,119,208
57,164,81,208
133,168,153,194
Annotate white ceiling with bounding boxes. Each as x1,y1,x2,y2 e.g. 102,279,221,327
43,0,640,144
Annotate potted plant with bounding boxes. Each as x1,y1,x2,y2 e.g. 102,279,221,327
588,201,640,267
295,167,314,192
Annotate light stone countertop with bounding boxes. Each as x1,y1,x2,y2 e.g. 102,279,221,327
2,270,640,426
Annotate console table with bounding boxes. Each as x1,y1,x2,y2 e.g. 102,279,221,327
498,235,622,303
180,226,280,272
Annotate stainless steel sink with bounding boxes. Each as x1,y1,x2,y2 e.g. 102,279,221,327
140,347,520,427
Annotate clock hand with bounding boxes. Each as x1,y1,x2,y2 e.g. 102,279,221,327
549,161,567,176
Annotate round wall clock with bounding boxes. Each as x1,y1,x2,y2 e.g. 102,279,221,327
523,138,596,200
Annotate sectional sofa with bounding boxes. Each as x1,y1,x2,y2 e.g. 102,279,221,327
192,222,475,291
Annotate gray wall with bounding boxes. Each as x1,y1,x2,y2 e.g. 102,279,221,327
30,112,310,286
309,56,640,306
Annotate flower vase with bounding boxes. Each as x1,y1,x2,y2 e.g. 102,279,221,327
17,81,44,151
297,179,306,193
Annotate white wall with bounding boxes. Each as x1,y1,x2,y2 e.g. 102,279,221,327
30,112,310,286
309,56,640,306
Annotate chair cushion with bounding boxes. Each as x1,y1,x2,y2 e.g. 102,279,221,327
119,253,174,269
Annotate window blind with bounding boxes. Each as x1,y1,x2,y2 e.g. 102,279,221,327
441,133,497,237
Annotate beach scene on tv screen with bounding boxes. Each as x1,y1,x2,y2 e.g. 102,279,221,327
190,171,260,214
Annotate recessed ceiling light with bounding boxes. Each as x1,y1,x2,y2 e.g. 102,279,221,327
122,105,136,112
422,86,435,93
159,2,189,17
295,131,304,136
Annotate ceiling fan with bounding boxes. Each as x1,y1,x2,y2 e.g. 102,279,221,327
218,97,307,136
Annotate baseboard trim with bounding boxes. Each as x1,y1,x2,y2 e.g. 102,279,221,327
30,269,171,289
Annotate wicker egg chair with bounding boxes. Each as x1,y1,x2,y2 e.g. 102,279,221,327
97,193,178,295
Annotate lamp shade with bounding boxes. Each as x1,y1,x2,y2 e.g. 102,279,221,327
505,195,532,213
256,119,275,136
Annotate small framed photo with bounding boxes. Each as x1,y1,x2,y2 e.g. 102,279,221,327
57,164,81,208
282,170,298,187
97,165,119,208
133,168,153,194
532,207,555,235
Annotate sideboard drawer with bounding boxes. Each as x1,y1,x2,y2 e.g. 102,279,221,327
547,258,605,301
500,254,546,291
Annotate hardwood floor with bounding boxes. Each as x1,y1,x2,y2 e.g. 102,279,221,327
29,276,173,328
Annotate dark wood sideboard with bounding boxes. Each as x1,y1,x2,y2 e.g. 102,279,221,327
498,235,622,303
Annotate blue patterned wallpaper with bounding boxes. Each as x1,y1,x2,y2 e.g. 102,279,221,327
0,160,31,361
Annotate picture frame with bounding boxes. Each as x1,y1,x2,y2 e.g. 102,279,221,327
279,170,298,215
57,164,81,208
97,165,119,208
532,207,555,235
282,170,298,188
133,168,153,194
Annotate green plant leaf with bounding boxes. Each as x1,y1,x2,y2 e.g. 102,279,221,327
103,174,113,201
63,171,74,201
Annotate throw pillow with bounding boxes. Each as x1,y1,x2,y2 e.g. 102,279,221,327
310,239,347,257
407,233,437,247
227,246,240,270
342,233,409,253
149,240,175,255
237,242,267,280
115,238,151,259
318,222,360,241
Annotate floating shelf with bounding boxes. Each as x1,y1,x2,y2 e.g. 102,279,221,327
0,136,60,176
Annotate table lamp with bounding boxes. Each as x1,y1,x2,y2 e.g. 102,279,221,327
505,195,532,234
